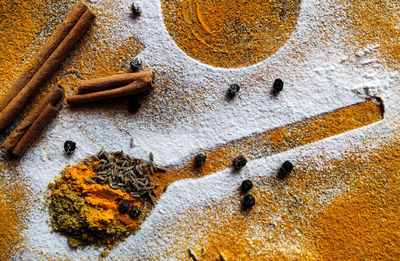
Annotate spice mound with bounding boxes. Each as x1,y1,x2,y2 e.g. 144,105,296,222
48,150,166,248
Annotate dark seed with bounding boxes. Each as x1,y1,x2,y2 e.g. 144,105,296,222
273,79,284,94
228,83,240,98
233,155,247,170
277,160,294,179
242,194,255,210
130,3,142,16
129,95,142,112
130,57,142,71
64,140,76,154
240,179,253,193
194,153,206,167
118,200,130,214
129,206,141,218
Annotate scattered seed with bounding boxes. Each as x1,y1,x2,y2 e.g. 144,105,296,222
188,248,199,261
228,83,240,98
130,3,142,17
128,206,141,218
86,179,96,184
219,251,228,261
233,155,247,170
194,153,206,167
149,152,154,162
277,160,294,179
118,200,130,214
130,137,134,148
154,166,167,172
273,78,284,94
130,57,142,71
242,194,256,210
240,179,253,193
64,140,76,154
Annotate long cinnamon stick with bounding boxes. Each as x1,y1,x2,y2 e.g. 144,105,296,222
0,2,87,112
0,7,95,130
2,87,64,152
67,78,153,105
12,102,62,156
79,71,155,93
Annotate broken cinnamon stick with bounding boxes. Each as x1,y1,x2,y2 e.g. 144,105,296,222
12,102,62,156
2,87,64,152
79,70,155,93
0,5,95,130
0,2,87,113
67,78,153,105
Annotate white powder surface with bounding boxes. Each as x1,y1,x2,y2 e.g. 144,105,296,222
11,0,400,259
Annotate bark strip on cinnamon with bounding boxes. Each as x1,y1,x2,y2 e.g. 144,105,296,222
67,78,153,105
0,4,95,130
0,2,87,113
79,71,155,93
2,87,64,152
12,101,63,156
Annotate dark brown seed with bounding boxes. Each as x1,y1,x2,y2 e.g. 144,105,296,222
240,179,253,193
64,140,76,154
118,200,130,214
194,153,206,167
129,206,141,218
277,160,294,179
242,194,255,210
228,83,240,98
273,78,284,94
233,155,247,170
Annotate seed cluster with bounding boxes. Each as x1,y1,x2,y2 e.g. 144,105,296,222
87,150,166,205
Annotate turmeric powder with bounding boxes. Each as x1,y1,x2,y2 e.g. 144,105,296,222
162,0,301,68
146,129,400,260
48,162,142,248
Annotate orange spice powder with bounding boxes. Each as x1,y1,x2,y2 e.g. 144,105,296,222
0,171,31,260
151,99,383,196
149,126,400,260
55,163,141,229
162,0,301,68
338,0,400,69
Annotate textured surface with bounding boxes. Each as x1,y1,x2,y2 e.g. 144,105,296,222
0,0,399,259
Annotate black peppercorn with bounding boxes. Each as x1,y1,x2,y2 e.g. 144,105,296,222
64,140,76,154
233,155,247,170
277,160,294,179
194,153,206,167
242,194,255,210
131,3,142,17
130,57,142,71
129,95,142,112
272,79,284,94
240,179,253,193
129,206,141,218
118,200,130,214
228,83,240,98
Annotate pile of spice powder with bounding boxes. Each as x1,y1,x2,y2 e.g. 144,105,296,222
162,0,301,68
48,150,165,248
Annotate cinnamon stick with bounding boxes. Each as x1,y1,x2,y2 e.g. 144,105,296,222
0,2,87,113
2,87,64,152
0,5,95,130
12,102,62,156
79,71,155,93
0,2,87,112
67,78,153,105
